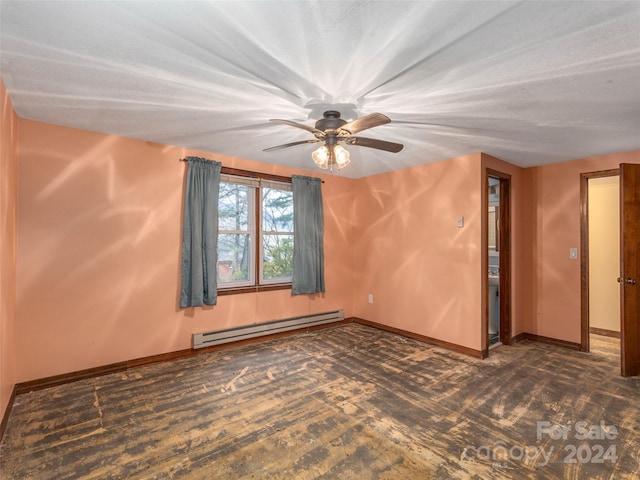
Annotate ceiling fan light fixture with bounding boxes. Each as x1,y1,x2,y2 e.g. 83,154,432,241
312,144,351,171
312,145,330,169
333,145,350,169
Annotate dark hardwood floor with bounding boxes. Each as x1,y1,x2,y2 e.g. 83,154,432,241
1,325,638,479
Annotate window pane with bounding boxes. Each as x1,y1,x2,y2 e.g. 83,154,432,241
262,188,293,232
218,233,252,284
262,234,293,281
219,182,250,231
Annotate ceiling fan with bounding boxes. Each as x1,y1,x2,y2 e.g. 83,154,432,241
264,110,404,170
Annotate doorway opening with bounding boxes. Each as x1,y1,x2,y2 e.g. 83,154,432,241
581,164,640,377
580,169,619,355
485,169,511,354
488,176,501,347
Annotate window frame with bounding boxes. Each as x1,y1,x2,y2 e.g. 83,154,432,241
217,167,293,296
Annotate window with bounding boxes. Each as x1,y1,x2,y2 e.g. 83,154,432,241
261,185,294,283
217,170,293,293
218,181,253,287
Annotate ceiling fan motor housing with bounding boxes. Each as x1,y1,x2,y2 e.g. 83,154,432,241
315,110,347,132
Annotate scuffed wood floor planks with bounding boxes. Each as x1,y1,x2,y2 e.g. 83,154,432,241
1,325,639,479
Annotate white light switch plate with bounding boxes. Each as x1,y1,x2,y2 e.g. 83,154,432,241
570,247,578,259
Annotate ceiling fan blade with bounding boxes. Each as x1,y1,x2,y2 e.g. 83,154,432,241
269,119,325,136
263,139,321,152
339,113,390,135
348,136,404,153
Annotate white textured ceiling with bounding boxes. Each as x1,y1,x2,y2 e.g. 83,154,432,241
1,1,639,178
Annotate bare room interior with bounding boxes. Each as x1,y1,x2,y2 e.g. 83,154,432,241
1,1,639,478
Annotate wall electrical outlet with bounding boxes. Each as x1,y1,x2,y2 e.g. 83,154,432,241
368,294,373,304
457,216,464,228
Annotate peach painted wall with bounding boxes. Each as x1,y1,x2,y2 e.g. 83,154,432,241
1,77,18,420
528,150,640,342
352,153,484,351
16,119,355,382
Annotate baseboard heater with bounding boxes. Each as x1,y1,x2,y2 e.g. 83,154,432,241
192,309,344,349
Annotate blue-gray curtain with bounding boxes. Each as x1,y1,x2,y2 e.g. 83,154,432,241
291,175,325,295
180,157,221,307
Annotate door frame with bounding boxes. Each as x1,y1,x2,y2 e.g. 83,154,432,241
485,168,511,354
579,168,619,354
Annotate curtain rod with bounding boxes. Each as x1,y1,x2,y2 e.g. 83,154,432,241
178,158,325,183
